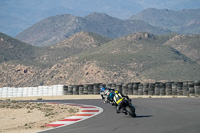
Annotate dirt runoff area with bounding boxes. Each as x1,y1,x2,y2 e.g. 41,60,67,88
0,100,80,133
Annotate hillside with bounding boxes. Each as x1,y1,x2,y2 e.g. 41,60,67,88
164,34,200,64
0,32,37,64
35,31,112,65
1,32,200,87
15,13,171,47
71,32,200,82
130,8,200,34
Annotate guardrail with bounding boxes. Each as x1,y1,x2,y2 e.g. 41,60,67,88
0,81,200,98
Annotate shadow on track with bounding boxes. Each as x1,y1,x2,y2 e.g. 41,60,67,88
135,115,153,118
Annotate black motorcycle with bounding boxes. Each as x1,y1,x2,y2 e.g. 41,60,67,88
120,97,136,117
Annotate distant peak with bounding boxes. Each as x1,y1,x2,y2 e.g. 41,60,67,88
85,12,109,17
84,12,117,21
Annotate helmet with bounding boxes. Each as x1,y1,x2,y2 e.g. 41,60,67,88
101,87,106,92
115,90,119,94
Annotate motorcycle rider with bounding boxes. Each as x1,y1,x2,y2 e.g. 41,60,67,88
100,85,115,104
113,90,129,113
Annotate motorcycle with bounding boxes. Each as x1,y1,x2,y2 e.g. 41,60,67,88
120,97,136,117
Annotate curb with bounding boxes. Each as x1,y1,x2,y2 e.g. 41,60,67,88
36,102,103,132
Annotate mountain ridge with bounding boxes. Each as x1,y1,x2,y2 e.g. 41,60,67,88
15,12,171,46
130,8,200,34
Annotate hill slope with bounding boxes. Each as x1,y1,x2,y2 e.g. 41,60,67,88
0,32,37,64
1,32,200,87
164,34,200,64
15,13,171,46
35,31,112,65
70,32,200,83
130,8,200,34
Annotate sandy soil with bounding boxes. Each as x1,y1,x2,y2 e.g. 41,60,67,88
0,101,80,133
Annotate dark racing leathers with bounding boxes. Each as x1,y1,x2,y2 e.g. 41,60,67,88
100,88,115,103
113,92,129,113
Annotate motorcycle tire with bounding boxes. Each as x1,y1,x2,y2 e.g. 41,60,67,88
126,106,136,117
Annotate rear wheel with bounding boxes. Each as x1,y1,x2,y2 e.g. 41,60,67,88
126,106,136,117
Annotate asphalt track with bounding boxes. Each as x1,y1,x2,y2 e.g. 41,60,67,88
39,98,200,133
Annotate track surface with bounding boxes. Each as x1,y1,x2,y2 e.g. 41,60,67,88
39,98,200,133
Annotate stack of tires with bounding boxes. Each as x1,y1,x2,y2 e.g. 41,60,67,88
172,82,177,95
116,83,122,94
73,85,79,95
188,81,194,96
88,84,94,95
128,83,133,95
138,83,143,95
166,82,172,96
160,83,166,96
177,82,183,95
183,82,189,96
79,85,84,95
148,83,155,95
194,80,200,96
143,83,149,95
155,82,160,95
133,83,139,95
122,83,128,95
32,87,38,96
94,83,101,94
67,85,73,95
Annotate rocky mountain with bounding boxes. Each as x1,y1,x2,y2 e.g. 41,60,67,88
1,32,200,87
130,8,200,34
1,0,200,36
15,13,171,47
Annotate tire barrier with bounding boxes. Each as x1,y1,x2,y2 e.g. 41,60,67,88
133,83,139,95
177,82,183,95
94,83,101,94
183,82,189,96
73,85,79,95
138,83,143,95
0,85,66,98
148,83,155,95
79,85,84,95
188,81,195,96
128,83,133,95
155,82,160,95
83,84,88,95
143,83,149,95
88,84,94,95
122,83,128,95
67,85,73,95
194,80,200,95
166,82,172,95
172,82,178,95
160,83,166,96
0,80,199,98
116,83,122,94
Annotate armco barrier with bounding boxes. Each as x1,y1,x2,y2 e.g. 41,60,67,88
0,81,200,98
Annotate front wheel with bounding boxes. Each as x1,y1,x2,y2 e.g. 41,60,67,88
126,106,136,117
